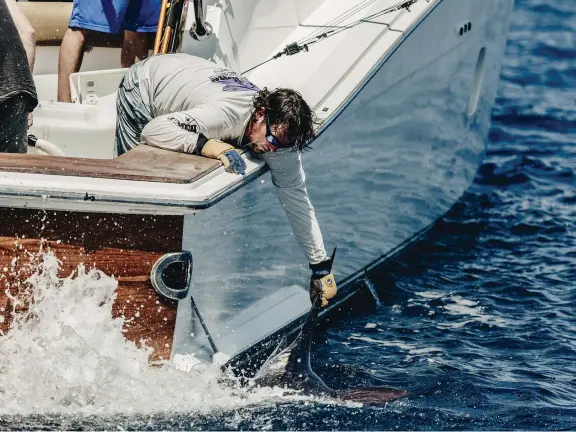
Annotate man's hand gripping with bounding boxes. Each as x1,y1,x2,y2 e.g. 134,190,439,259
309,248,338,308
202,139,246,175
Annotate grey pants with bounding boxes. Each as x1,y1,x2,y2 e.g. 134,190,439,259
115,61,152,157
0,94,28,153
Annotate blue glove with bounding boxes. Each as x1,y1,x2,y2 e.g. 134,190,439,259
221,149,246,175
201,139,246,175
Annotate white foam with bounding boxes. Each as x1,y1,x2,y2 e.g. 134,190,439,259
414,291,445,299
0,252,304,415
412,292,510,329
440,295,509,328
348,335,442,358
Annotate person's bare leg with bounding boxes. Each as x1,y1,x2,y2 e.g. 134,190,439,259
57,28,89,103
121,30,150,68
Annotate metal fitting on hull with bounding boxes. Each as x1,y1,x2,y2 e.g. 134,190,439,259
190,0,212,41
150,251,193,301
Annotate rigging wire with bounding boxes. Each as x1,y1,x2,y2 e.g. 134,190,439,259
297,0,419,46
361,0,420,22
242,0,422,74
294,0,379,45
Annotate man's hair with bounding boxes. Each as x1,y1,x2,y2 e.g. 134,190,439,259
252,88,320,151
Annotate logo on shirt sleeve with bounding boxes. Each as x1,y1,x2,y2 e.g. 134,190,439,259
168,115,198,133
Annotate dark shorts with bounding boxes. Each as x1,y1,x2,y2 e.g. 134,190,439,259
0,94,29,154
69,0,161,34
115,61,152,156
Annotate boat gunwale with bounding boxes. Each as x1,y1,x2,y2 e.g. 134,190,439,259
0,164,270,212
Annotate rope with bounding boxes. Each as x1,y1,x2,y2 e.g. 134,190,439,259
362,0,420,22
242,0,422,74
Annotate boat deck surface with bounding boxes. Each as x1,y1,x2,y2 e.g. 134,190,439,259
0,145,221,183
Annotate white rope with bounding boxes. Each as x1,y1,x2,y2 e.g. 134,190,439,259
297,0,420,46
35,139,65,157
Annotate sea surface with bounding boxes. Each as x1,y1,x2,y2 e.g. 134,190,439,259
1,0,575,429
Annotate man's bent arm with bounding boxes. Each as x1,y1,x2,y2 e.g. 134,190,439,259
141,111,203,153
5,0,35,72
140,105,228,154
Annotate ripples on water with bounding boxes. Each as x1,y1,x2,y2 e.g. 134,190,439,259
317,0,576,428
1,0,574,429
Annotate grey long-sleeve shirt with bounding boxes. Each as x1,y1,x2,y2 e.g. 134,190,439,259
133,54,328,264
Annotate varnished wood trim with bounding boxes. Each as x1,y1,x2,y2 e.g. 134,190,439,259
0,145,221,184
0,208,183,362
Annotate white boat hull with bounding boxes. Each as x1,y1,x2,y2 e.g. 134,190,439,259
174,0,515,363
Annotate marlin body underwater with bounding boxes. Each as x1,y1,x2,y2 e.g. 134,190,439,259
253,264,408,404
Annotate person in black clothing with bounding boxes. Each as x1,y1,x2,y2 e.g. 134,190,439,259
0,0,38,153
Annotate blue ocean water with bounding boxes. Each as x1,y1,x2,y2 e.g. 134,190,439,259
1,0,574,429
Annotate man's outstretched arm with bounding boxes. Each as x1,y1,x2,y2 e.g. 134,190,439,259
274,180,328,264
261,150,338,307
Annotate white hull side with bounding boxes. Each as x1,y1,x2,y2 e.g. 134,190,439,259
175,0,514,359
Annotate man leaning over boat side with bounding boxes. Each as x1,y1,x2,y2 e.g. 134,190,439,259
0,0,38,153
115,53,337,308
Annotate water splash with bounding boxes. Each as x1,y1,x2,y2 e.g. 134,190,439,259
0,252,296,415
362,275,383,309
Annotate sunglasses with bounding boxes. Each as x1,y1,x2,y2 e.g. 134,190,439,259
265,115,282,151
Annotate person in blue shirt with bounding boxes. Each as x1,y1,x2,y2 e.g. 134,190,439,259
57,0,161,103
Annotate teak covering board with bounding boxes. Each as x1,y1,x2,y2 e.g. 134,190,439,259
0,145,221,183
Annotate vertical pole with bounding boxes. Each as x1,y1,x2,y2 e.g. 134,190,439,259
153,0,170,55
160,27,173,54
190,296,219,354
